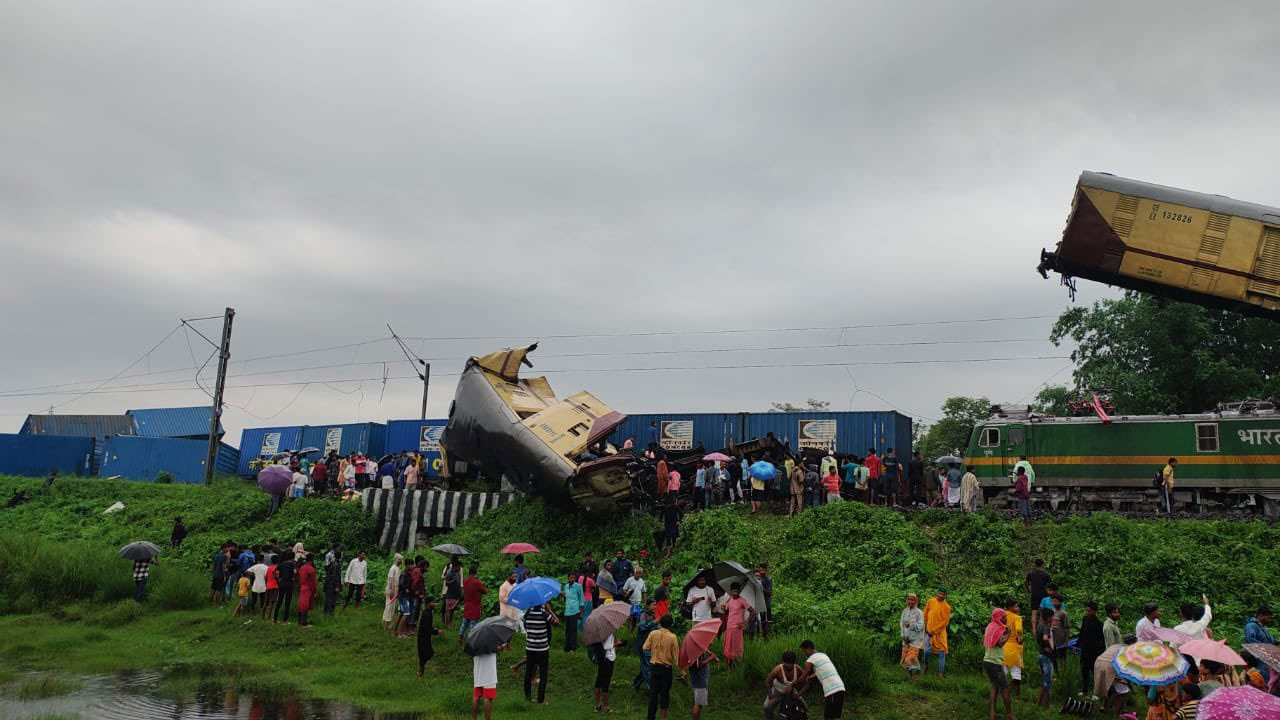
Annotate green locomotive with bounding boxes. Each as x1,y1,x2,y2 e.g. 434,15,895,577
964,402,1280,517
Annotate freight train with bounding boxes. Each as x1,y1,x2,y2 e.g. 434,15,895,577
1038,171,1280,319
966,402,1280,517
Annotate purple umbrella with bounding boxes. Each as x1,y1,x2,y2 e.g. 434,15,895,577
257,465,292,494
1196,685,1280,720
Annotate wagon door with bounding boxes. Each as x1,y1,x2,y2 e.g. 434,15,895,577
1003,424,1027,480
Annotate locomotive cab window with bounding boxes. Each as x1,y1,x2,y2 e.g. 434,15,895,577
1008,427,1025,445
1195,423,1219,452
978,427,1000,447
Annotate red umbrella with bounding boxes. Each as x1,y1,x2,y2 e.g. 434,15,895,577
679,619,723,669
500,542,540,555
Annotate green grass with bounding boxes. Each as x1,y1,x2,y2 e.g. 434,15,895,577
0,673,82,700
0,601,1109,719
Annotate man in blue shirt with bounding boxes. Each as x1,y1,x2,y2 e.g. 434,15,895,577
612,549,632,588
1245,607,1275,681
380,459,398,489
648,422,660,452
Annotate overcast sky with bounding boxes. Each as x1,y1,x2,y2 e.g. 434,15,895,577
3,1,1279,440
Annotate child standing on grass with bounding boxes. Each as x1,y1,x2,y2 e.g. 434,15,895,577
233,572,252,618
471,642,507,720
688,648,719,720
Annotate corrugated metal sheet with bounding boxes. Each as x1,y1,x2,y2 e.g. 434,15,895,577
237,426,305,475
385,419,448,477
99,436,238,484
0,434,95,477
743,411,913,457
216,444,240,476
19,414,135,438
301,422,386,459
609,413,743,453
127,406,222,438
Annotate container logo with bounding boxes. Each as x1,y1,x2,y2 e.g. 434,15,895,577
324,428,343,453
419,425,444,452
798,419,837,450
660,421,694,451
260,432,281,456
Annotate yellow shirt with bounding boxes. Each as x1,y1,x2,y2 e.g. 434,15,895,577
643,627,680,667
1163,464,1176,489
237,576,251,598
1002,612,1024,668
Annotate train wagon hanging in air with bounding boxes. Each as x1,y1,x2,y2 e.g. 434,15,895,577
1038,171,1280,319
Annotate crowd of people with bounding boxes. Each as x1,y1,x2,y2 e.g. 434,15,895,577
265,449,444,505
451,549,842,720
897,558,1280,720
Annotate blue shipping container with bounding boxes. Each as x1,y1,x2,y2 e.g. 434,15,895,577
100,436,237,484
216,444,241,476
0,434,95,477
385,419,448,477
609,413,743,453
237,426,305,476
300,422,386,460
742,411,913,458
19,413,134,474
127,406,222,438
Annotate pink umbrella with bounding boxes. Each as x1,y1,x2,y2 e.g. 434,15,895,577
257,464,293,494
702,452,732,463
1196,685,1280,720
500,542,540,555
1180,638,1246,666
1138,625,1193,645
679,619,723,668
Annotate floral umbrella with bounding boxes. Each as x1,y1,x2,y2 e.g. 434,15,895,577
1112,641,1189,686
1196,685,1280,720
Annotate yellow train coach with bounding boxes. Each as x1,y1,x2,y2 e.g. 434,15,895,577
1038,171,1280,318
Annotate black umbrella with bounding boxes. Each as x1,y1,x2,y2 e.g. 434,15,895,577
431,543,470,557
119,541,161,561
464,616,520,656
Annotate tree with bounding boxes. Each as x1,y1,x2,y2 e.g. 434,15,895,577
1051,293,1280,414
769,399,831,413
1031,385,1074,416
919,396,990,459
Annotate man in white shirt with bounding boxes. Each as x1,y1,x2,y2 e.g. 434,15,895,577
801,639,846,719
247,560,269,613
685,575,718,622
1135,603,1161,640
1173,595,1213,641
621,567,647,629
343,550,368,608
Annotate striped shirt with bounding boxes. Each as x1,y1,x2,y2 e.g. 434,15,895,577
524,607,551,653
807,652,845,697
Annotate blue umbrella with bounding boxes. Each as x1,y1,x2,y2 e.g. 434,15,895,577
505,577,562,611
748,461,777,481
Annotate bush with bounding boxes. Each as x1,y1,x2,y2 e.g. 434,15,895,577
155,472,174,484
148,565,206,610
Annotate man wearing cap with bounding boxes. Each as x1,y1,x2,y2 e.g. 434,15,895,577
922,587,952,678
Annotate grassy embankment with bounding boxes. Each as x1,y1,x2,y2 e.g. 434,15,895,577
0,475,1277,718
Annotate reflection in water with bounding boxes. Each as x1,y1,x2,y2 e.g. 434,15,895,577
0,671,419,720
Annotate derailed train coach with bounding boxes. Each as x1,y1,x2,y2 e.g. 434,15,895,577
438,344,636,517
1039,171,1280,319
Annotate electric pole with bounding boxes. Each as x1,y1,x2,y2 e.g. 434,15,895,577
204,307,235,484
420,360,430,420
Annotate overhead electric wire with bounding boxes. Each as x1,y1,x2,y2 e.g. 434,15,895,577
400,314,1057,342
0,354,1073,400
41,324,184,412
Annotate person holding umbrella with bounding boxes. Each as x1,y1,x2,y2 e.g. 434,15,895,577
521,601,558,704
121,541,160,603
465,616,518,720
584,601,630,714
